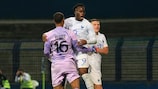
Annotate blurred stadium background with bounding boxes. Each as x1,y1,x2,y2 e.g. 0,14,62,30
0,0,158,89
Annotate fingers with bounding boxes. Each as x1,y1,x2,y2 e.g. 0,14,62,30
78,39,87,45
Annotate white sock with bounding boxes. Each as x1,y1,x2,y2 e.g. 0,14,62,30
82,73,94,89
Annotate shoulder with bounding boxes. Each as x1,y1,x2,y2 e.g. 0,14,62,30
42,30,54,42
83,18,91,23
63,28,72,34
98,32,106,38
98,32,104,36
24,72,30,77
65,17,75,21
83,19,92,27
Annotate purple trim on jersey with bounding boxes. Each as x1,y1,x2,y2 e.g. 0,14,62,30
71,40,94,53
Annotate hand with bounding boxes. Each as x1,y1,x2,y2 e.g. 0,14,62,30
16,71,20,76
16,71,23,76
78,39,87,46
91,46,98,53
42,34,47,42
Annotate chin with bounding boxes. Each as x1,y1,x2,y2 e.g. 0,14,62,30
79,18,83,21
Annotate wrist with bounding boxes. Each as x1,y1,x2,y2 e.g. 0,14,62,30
96,48,98,53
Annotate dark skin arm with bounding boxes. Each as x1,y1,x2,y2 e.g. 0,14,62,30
78,39,87,46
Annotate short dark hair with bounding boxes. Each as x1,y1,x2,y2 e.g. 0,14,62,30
53,12,64,24
17,68,24,71
73,3,85,11
89,19,100,22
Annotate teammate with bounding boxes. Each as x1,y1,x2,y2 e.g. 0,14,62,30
0,69,10,89
89,19,109,89
15,69,34,89
64,3,97,89
43,12,96,89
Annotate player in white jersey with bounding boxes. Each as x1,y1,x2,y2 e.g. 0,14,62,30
89,19,109,89
64,3,97,89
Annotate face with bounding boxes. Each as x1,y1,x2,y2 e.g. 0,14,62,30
74,6,85,21
91,21,100,34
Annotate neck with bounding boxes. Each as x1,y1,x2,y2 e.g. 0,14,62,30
56,23,63,27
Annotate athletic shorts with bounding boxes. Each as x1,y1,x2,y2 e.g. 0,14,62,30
51,60,80,87
76,53,89,68
88,53,102,85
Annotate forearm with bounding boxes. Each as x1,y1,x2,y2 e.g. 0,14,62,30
44,41,51,58
87,37,97,44
15,76,19,82
72,40,94,53
97,47,109,54
76,46,93,53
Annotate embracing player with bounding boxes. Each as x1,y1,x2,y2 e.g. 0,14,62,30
64,3,97,89
89,19,109,89
43,12,96,89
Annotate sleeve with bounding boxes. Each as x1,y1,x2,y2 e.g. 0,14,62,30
22,73,31,81
15,76,19,82
102,34,108,47
64,18,71,30
86,22,97,44
43,41,51,58
72,40,95,53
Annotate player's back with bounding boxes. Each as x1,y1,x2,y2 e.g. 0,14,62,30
46,27,75,63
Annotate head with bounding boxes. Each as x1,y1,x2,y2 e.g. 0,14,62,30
73,3,85,21
90,19,100,34
53,12,65,26
17,69,24,76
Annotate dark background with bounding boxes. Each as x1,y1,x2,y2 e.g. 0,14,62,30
0,0,158,39
0,1,158,89
0,0,158,19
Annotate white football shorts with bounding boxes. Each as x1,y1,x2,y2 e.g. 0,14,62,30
76,53,89,68
88,53,102,85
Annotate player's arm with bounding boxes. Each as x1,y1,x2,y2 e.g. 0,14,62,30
15,76,19,82
42,33,47,42
96,35,109,54
43,41,51,58
70,31,95,53
78,24,97,45
15,74,20,82
15,70,23,82
87,23,97,44
72,40,95,53
78,39,87,46
96,47,109,54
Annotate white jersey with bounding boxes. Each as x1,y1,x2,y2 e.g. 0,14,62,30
96,32,108,49
88,32,108,85
64,17,97,68
93,32,108,57
64,17,96,44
